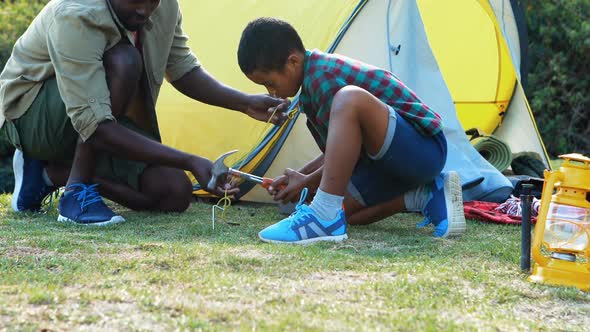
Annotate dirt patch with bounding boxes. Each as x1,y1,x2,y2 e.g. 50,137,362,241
307,271,397,286
3,246,54,259
6,300,168,331
336,239,422,253
513,299,590,328
106,249,147,261
226,248,276,260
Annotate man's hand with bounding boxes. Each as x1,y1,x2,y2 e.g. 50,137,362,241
243,95,291,125
189,156,239,197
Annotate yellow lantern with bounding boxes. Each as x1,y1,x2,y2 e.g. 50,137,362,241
530,153,590,290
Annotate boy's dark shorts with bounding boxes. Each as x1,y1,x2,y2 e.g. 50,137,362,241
347,106,447,207
2,77,148,191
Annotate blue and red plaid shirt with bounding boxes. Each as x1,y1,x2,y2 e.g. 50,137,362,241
299,49,442,152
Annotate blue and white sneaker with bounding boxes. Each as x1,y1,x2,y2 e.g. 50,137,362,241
416,171,466,237
57,183,125,226
11,149,57,212
258,188,348,244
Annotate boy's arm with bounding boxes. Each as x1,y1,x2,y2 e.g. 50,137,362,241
270,155,324,203
298,154,324,175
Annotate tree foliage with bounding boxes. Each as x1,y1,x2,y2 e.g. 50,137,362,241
0,0,48,70
526,0,590,157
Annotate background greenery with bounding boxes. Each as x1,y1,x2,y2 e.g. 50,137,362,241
0,0,588,191
525,0,589,157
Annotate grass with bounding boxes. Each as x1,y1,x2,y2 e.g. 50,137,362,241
1,194,590,331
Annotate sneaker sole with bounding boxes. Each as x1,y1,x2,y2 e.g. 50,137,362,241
57,214,126,226
11,149,24,212
440,171,466,237
258,233,348,245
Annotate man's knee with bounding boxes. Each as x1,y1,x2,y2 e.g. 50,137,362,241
103,43,143,85
140,167,193,212
164,172,193,212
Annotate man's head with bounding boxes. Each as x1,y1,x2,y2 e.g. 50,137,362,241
238,18,305,99
110,0,161,31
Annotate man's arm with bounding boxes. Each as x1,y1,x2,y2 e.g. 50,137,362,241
171,66,249,113
171,67,289,124
165,9,288,124
87,120,233,195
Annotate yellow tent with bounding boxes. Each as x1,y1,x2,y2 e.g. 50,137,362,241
156,0,548,202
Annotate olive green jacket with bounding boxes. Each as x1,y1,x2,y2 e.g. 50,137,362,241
0,0,200,141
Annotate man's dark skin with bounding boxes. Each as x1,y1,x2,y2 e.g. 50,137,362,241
45,0,288,212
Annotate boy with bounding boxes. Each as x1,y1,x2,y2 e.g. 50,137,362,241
237,18,466,244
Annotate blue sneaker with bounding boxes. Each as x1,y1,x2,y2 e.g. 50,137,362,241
258,188,348,244
417,171,466,237
57,183,125,226
11,149,57,212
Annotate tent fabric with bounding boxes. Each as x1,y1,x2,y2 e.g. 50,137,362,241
155,0,550,203
335,0,512,202
418,0,515,135
156,1,356,165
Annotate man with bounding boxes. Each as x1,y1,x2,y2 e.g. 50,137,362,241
0,0,288,225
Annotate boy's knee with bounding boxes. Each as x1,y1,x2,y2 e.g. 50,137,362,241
332,86,369,113
103,43,143,83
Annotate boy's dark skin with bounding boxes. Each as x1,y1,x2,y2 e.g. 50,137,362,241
45,0,289,212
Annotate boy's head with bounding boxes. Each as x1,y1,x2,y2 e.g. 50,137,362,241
238,18,305,98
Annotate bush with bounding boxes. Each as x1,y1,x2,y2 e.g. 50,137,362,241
0,0,49,158
0,158,14,193
0,0,49,70
0,0,49,191
526,0,590,157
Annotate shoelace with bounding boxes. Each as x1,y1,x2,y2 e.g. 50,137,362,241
287,188,313,228
40,187,62,214
68,184,104,210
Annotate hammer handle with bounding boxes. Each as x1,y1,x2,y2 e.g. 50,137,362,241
261,178,286,190
229,169,285,190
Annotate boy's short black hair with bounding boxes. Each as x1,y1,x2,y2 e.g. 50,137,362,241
238,17,305,74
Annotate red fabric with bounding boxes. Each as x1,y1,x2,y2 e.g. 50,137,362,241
133,31,142,51
464,201,538,225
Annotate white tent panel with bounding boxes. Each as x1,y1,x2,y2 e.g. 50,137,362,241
334,0,513,201
495,82,550,166
488,0,522,79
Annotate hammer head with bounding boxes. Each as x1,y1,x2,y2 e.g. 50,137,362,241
207,149,238,191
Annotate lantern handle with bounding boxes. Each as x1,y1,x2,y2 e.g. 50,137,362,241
531,170,564,266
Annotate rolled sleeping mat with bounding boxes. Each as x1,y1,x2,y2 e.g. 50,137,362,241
470,135,513,172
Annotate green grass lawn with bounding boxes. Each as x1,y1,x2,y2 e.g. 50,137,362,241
1,194,589,331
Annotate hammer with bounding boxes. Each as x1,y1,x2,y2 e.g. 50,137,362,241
208,150,281,191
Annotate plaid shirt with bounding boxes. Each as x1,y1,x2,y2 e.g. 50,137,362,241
299,49,442,152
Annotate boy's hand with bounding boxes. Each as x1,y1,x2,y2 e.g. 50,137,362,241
190,156,240,197
269,168,307,203
244,94,291,125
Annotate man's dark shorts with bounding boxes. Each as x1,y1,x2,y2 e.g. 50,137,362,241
2,77,148,191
